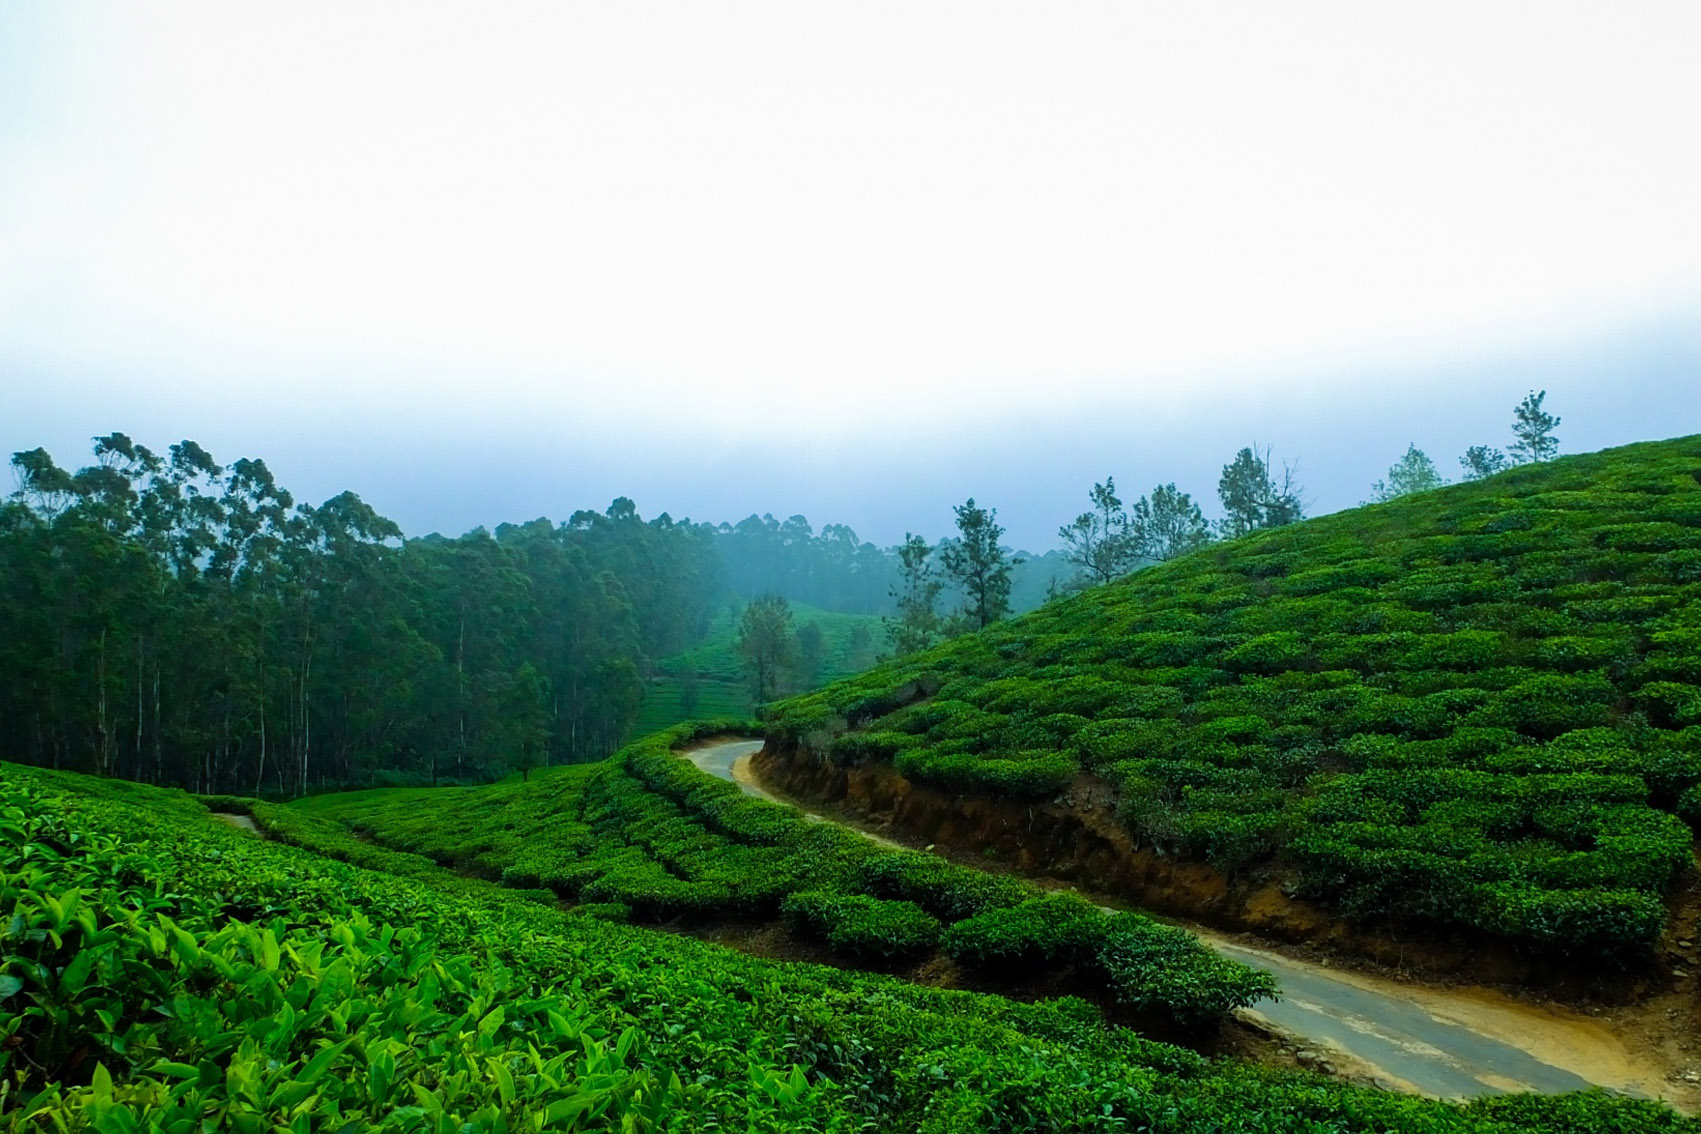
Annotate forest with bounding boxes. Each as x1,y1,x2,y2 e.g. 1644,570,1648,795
0,430,1221,793
0,437,725,793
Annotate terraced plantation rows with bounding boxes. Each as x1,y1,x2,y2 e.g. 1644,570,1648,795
9,753,1699,1131
768,437,1701,965
292,722,1275,1036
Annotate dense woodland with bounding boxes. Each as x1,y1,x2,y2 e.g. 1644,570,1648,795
0,436,723,793
0,436,1081,793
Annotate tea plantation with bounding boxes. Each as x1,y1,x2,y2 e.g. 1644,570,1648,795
768,437,1701,963
6,760,1697,1131
290,722,1276,1034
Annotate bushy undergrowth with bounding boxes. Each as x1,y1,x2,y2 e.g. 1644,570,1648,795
768,437,1701,962
291,722,1271,1032
5,763,1696,1132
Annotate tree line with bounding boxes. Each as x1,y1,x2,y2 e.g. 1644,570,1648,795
1,393,1564,784
877,390,1567,658
0,436,722,793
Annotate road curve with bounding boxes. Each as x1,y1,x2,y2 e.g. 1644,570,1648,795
685,739,1670,1103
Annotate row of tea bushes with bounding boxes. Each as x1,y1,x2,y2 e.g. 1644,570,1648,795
765,437,1701,961
7,762,1696,1132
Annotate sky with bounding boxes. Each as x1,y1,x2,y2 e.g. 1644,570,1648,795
3,2,1699,549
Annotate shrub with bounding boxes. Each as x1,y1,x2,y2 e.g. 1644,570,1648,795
780,890,941,962
894,748,1079,799
857,852,1028,920
941,894,1103,972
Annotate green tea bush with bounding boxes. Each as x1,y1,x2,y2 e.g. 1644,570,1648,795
767,438,1701,962
780,890,942,962
857,851,1028,920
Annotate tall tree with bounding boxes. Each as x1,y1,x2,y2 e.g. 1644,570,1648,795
1217,447,1305,539
0,436,724,792
736,593,796,705
1459,445,1510,481
1371,444,1444,502
793,620,827,686
884,534,942,656
941,499,1020,631
1059,477,1138,586
1129,484,1211,562
1509,390,1561,463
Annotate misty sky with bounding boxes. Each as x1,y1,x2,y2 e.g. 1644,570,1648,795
3,3,1699,550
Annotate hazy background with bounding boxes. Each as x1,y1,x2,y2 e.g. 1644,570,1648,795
4,2,1699,549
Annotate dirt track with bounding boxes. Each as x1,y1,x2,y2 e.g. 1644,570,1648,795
686,739,1692,1106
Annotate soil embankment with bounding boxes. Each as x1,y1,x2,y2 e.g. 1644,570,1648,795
723,738,1699,1107
755,741,1573,986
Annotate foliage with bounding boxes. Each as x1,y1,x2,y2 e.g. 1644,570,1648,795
1130,483,1214,562
0,437,725,792
1217,446,1305,538
1373,444,1445,502
10,764,1690,1132
1511,390,1562,464
886,534,945,657
940,498,1020,631
769,435,1701,962
781,891,941,962
1060,477,1142,586
287,723,1273,1035
1462,445,1512,481
738,593,798,705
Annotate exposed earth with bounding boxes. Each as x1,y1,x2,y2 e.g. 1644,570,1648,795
686,738,1698,1108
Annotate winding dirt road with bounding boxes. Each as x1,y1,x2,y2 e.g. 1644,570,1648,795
686,739,1684,1105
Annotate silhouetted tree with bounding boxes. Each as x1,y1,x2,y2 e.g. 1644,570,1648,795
941,499,1020,630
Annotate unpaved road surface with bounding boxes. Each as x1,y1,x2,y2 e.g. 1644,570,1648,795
685,740,1681,1104
213,812,259,833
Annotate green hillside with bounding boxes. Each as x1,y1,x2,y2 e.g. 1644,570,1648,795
627,602,883,740
6,752,1694,1131
291,722,1276,1037
769,436,1701,964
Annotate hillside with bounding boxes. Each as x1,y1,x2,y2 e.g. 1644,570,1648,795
765,436,1701,969
627,602,884,740
7,751,1697,1130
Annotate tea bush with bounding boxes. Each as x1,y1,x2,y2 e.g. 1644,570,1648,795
780,891,941,962
768,437,1701,962
21,764,1699,1131
290,723,1274,1034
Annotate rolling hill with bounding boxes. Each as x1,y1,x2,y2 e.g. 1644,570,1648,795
764,436,1701,969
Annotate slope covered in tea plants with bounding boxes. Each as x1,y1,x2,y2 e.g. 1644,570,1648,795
292,723,1275,1036
7,760,1700,1131
766,436,1701,966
